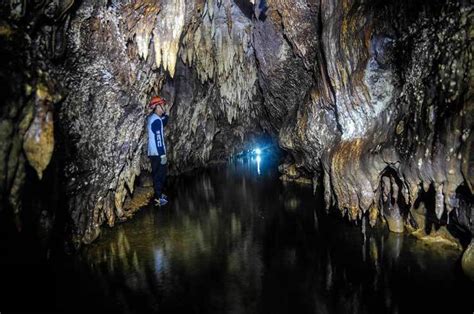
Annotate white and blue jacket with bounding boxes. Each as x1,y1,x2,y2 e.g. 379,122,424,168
147,113,169,156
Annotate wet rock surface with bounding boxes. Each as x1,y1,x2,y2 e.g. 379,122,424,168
0,0,472,273
462,240,474,281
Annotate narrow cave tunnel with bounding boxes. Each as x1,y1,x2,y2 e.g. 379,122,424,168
0,0,473,313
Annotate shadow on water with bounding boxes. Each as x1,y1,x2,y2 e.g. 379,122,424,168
2,152,473,313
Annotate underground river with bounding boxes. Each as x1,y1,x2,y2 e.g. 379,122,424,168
2,152,473,313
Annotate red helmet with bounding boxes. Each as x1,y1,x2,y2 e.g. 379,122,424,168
148,96,166,108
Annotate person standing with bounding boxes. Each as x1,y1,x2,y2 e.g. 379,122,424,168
147,96,169,206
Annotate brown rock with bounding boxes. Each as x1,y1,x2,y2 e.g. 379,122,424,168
23,84,55,180
461,241,474,281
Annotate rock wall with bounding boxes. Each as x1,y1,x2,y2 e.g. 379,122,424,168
0,0,472,264
0,0,75,245
55,0,266,245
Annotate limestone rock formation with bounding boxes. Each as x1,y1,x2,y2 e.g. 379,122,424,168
0,0,472,275
0,0,75,216
23,82,57,180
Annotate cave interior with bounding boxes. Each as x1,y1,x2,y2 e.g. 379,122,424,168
0,0,473,312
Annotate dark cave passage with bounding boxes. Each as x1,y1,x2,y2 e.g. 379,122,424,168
0,0,473,312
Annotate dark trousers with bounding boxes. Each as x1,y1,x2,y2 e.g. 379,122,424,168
149,156,167,199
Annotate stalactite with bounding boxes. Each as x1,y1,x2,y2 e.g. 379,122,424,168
180,0,258,124
129,2,160,61
153,0,186,77
22,82,57,180
1,0,471,277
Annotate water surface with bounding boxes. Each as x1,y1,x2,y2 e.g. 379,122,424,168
12,153,472,313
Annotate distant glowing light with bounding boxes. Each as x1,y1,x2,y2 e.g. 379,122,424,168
255,148,262,155
256,155,261,175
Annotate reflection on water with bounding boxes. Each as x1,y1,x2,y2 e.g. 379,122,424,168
77,155,472,314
